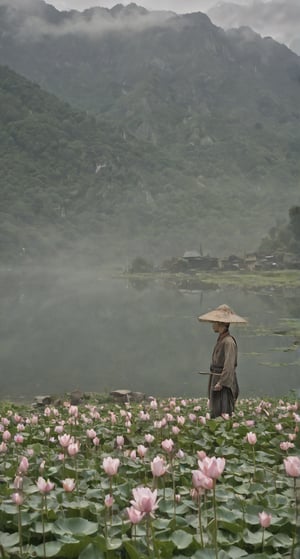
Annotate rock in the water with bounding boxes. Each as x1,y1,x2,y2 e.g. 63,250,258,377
110,389,146,403
34,395,52,406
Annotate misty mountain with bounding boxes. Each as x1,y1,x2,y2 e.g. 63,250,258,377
1,1,300,261
208,0,300,55
0,63,187,261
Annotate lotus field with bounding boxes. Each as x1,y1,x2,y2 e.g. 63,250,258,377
0,395,299,559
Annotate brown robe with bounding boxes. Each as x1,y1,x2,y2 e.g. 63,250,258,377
208,331,239,418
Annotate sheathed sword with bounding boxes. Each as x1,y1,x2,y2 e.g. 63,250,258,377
196,371,222,376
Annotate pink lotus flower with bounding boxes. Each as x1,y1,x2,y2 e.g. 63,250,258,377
126,506,145,524
67,442,80,456
14,434,24,444
151,456,168,477
172,426,180,435
144,434,155,444
198,456,226,479
69,405,79,417
197,450,207,461
192,469,214,490
0,442,8,453
150,399,158,410
102,456,120,476
104,494,114,508
58,434,73,448
161,438,174,454
87,429,97,439
137,444,148,458
17,423,25,432
14,476,23,490
116,435,124,448
246,432,257,445
284,456,300,477
36,477,55,494
2,430,11,442
12,492,24,506
93,436,100,446
54,425,64,434
280,441,295,451
18,456,29,474
139,411,150,421
62,478,76,492
110,412,117,424
259,511,272,528
130,486,159,516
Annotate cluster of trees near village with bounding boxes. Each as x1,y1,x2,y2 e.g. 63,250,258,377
129,206,300,273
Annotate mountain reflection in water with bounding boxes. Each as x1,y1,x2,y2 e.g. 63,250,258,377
0,267,299,401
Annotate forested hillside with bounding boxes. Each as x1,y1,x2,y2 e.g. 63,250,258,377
0,64,182,261
1,1,300,261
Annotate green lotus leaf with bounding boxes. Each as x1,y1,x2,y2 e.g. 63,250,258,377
244,554,279,559
217,506,244,524
270,533,293,547
171,529,193,549
31,521,53,534
151,517,171,530
61,499,91,510
34,541,63,557
0,531,20,548
218,520,243,535
78,543,105,559
242,528,266,545
56,535,80,544
0,503,20,514
153,538,176,555
191,550,231,558
106,537,122,550
123,539,144,559
226,546,249,558
53,517,98,536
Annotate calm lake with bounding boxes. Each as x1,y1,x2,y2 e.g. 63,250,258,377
0,266,299,402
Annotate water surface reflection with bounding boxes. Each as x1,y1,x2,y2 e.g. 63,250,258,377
0,267,299,401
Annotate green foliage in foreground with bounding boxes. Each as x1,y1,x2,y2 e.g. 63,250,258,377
0,395,299,558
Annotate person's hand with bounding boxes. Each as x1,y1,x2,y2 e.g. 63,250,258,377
213,383,222,391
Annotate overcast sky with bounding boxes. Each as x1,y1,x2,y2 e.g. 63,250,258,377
50,0,233,13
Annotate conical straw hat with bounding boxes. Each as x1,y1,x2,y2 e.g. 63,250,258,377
198,304,247,324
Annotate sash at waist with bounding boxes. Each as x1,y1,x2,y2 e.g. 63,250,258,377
210,365,223,373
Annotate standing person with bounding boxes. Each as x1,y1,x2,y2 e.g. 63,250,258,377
198,304,247,419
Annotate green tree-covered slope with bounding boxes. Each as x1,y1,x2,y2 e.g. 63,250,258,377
0,64,186,261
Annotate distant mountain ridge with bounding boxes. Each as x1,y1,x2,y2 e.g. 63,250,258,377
1,1,300,261
208,0,300,55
